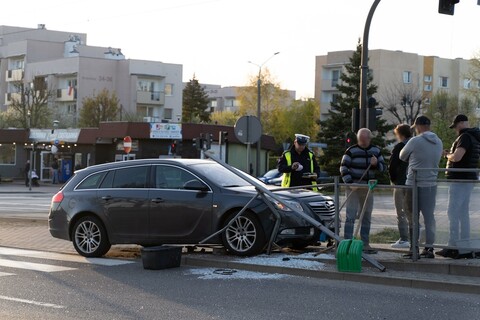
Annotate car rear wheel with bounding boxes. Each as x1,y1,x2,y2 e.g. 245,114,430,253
72,216,111,257
222,211,266,256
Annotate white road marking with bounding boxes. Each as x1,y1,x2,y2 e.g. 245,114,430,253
0,271,15,277
0,247,134,266
0,295,66,309
0,259,75,272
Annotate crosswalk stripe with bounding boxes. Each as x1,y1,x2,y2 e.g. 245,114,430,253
0,247,134,266
0,295,65,309
0,271,15,277
0,258,76,272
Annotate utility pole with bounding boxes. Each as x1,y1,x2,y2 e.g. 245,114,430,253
359,0,381,129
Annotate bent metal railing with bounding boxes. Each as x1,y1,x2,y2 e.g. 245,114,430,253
199,151,386,272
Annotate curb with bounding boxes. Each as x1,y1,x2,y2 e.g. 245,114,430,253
182,256,480,295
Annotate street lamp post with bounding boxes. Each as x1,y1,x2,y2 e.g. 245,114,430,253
248,52,280,176
359,0,381,129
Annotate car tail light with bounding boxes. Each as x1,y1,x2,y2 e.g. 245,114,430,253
52,191,64,204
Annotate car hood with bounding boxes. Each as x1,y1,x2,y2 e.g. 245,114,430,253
225,185,327,200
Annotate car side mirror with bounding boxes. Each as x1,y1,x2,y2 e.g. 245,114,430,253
183,179,209,192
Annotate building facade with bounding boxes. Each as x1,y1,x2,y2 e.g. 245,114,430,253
315,49,478,124
0,25,182,126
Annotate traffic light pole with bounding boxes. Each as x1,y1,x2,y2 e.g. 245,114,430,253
359,0,381,129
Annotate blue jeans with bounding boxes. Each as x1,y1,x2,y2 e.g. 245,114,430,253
52,169,59,184
344,188,374,245
405,186,437,249
447,182,474,246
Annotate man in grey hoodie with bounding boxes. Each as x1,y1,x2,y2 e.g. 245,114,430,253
400,115,443,259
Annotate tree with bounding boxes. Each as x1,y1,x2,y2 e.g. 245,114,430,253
0,77,54,128
317,41,393,177
182,76,210,123
380,81,424,125
78,89,119,127
210,110,239,126
237,68,292,136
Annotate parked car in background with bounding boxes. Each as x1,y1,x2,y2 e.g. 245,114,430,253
258,169,282,186
49,159,336,257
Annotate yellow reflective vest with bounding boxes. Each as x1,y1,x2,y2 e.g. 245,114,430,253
281,151,318,192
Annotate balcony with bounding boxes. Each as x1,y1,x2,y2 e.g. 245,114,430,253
56,88,77,102
5,92,22,105
136,91,165,105
5,69,24,82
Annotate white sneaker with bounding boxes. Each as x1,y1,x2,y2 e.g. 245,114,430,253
391,239,410,248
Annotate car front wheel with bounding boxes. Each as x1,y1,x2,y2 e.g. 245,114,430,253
72,216,111,257
222,212,266,256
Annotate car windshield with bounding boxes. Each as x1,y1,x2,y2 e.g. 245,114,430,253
191,162,254,188
263,169,279,179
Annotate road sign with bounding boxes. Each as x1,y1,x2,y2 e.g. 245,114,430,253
234,116,262,144
123,136,132,154
54,139,59,145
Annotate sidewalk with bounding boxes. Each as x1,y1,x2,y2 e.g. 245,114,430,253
0,218,478,294
0,180,61,194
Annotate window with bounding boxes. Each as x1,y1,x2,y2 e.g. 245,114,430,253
440,76,449,88
331,70,340,87
67,104,77,114
137,80,156,92
0,143,16,165
424,84,432,92
137,105,154,117
99,171,114,189
464,78,472,89
424,75,432,83
191,163,250,187
403,71,412,84
331,93,339,104
112,166,148,188
477,80,480,89
155,166,202,190
165,84,173,96
76,172,107,190
164,108,173,120
424,98,431,105
210,100,218,108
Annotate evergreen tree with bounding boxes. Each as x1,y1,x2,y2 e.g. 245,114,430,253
317,42,393,179
182,76,210,123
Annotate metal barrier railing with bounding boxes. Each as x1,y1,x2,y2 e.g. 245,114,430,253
200,151,386,272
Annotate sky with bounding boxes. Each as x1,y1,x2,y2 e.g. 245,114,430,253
1,0,479,98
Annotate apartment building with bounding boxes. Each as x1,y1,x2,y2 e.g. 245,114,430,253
196,83,296,113
315,49,477,123
0,25,182,126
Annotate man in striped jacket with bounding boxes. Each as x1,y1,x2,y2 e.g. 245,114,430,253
340,128,386,254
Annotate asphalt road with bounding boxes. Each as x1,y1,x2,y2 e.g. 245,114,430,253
0,247,477,320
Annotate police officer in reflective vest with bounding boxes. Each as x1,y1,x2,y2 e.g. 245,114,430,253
278,134,320,191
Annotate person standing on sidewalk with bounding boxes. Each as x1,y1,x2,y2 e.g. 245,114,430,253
437,115,480,258
400,116,443,259
388,124,412,249
340,128,386,254
51,158,59,184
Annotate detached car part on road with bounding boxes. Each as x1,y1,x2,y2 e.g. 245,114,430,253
49,159,335,257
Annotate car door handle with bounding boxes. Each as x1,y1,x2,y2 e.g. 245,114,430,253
101,196,113,201
151,198,164,203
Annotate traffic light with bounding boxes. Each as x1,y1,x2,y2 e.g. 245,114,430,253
438,0,459,15
367,97,382,131
206,133,214,150
345,132,355,149
193,137,203,151
170,142,177,155
219,131,228,144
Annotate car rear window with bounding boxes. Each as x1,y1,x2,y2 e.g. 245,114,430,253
76,172,107,190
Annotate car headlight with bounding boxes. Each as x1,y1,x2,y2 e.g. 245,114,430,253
272,200,304,212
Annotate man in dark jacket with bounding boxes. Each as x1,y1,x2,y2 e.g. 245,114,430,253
340,128,386,253
437,115,480,258
278,134,320,191
389,124,412,249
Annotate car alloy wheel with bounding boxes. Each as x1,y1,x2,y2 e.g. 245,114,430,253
222,212,266,256
72,216,111,257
